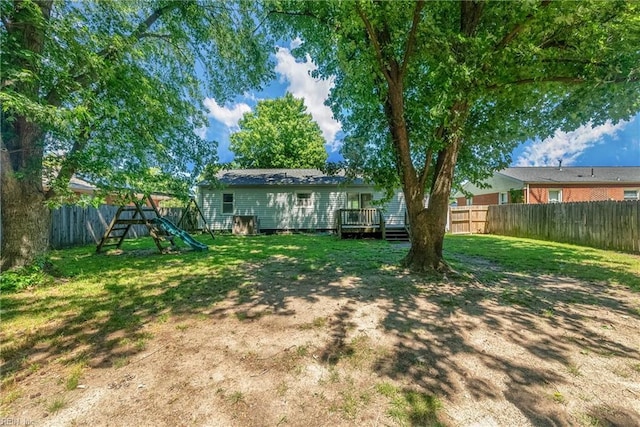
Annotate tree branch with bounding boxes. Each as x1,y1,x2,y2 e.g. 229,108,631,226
355,3,392,85
46,3,180,106
494,0,551,51
400,0,425,77
267,9,321,20
418,147,433,190
460,0,486,37
486,75,640,90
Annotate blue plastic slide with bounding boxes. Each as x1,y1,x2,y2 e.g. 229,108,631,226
151,217,209,251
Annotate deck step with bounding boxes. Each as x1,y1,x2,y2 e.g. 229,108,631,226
385,227,410,242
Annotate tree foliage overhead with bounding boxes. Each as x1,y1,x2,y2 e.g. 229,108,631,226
1,0,274,197
269,0,640,272
1,0,274,268
230,92,328,169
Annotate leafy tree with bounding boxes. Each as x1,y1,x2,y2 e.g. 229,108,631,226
269,0,640,273
1,0,273,269
230,92,328,168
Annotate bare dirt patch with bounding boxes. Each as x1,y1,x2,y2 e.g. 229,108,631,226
4,252,640,426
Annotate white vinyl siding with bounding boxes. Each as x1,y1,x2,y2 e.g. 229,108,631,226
199,186,407,231
381,191,406,226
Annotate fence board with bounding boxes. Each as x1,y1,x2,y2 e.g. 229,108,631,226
50,204,183,248
449,206,489,234
487,200,640,253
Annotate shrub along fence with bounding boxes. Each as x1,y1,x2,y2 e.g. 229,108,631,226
486,200,640,253
50,204,183,249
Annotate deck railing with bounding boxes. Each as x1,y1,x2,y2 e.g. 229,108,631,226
337,208,385,238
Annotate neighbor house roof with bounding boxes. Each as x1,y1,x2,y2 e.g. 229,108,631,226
200,169,367,187
68,176,97,193
498,166,640,184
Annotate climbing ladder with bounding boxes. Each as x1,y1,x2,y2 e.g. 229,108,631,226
176,197,215,240
96,194,174,253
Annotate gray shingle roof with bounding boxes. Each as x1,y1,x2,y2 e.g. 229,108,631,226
68,176,97,192
200,169,366,186
499,167,640,184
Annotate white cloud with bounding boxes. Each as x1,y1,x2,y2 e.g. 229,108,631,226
290,37,303,50
274,46,342,151
203,98,251,129
515,120,629,166
194,126,208,139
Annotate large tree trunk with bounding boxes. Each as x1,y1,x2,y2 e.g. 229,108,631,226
1,118,51,270
1,165,51,270
402,135,461,273
383,76,458,274
1,1,53,270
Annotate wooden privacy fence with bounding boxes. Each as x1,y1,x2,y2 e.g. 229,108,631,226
487,200,640,253
50,204,183,249
448,206,489,234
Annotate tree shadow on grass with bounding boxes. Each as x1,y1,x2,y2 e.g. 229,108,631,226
1,234,639,426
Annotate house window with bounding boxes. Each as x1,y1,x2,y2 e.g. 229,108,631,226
624,190,639,200
548,189,562,203
499,192,508,205
347,193,360,209
222,193,234,214
347,193,373,208
466,197,473,206
296,192,312,207
361,193,373,208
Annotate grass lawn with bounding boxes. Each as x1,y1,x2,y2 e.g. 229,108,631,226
1,233,639,425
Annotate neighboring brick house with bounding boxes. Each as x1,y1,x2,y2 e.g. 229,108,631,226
455,166,640,206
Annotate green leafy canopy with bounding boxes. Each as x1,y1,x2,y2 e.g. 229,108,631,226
229,92,328,169
1,0,275,200
268,0,640,191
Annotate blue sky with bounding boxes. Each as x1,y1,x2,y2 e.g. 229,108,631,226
198,42,640,168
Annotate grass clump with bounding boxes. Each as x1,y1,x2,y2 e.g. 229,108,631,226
65,363,85,390
376,382,443,426
552,391,566,404
47,397,66,413
228,391,245,405
567,362,582,377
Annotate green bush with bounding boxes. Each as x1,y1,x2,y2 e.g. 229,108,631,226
0,258,55,293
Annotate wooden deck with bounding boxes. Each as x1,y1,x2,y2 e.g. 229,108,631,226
337,209,410,241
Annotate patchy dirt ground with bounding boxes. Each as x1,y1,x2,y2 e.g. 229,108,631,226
5,253,640,426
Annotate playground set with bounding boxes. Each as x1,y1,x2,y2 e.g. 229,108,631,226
96,195,213,254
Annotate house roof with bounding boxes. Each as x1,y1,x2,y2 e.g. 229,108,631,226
68,176,97,193
498,166,640,184
200,169,367,187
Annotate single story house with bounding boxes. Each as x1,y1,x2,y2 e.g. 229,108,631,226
455,166,640,206
196,168,408,237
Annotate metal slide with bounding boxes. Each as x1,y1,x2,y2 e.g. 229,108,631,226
151,217,209,252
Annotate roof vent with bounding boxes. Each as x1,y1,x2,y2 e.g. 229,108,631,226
591,168,594,178
558,159,563,171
